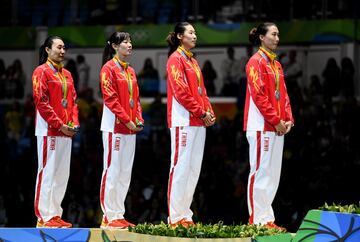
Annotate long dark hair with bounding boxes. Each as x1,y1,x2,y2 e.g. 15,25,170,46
248,22,276,46
39,36,63,65
166,22,192,57
102,32,131,65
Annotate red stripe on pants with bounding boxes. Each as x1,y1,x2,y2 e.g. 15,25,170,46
100,133,113,213
167,127,180,224
34,136,48,220
249,131,261,224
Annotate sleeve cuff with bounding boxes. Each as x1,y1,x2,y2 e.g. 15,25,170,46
121,116,131,124
272,117,281,126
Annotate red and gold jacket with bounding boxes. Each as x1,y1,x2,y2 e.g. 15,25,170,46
100,56,143,134
244,47,294,132
32,60,79,137
167,46,214,128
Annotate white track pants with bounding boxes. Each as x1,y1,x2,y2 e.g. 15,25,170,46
100,132,136,221
167,126,206,224
246,131,284,225
34,136,72,222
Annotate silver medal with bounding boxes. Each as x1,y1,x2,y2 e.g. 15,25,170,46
275,90,280,100
198,87,203,95
61,99,68,108
129,98,134,108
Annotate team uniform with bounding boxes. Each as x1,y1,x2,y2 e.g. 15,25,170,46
32,59,79,226
166,46,214,224
99,56,143,226
244,47,294,225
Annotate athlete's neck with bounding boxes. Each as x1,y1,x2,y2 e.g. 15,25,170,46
260,45,276,54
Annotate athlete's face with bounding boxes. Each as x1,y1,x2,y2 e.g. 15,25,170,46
260,25,279,51
46,39,66,63
178,25,197,50
114,37,132,60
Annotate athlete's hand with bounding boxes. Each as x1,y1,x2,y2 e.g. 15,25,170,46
126,121,143,132
275,120,286,136
136,123,144,132
208,113,216,126
125,121,137,131
284,121,293,134
202,112,215,127
60,124,76,137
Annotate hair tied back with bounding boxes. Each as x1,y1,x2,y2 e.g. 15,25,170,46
250,27,257,35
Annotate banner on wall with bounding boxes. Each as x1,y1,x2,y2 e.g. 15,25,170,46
1,19,359,49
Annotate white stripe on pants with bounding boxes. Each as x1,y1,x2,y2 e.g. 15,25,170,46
100,132,136,221
167,126,206,224
34,136,72,222
246,131,284,225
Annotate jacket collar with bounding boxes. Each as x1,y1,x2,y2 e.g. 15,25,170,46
178,45,193,59
259,47,277,62
46,58,64,71
113,55,129,69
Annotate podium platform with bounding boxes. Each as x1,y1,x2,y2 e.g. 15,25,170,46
2,210,360,242
0,228,253,242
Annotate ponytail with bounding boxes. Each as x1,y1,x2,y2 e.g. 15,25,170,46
102,32,130,66
166,32,179,57
102,41,115,66
39,36,62,65
39,45,47,65
248,28,259,46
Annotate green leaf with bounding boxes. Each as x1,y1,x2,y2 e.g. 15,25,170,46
129,222,286,238
101,230,112,242
319,202,360,214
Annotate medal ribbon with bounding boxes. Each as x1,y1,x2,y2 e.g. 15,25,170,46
177,46,202,93
113,56,133,101
258,47,280,94
47,58,67,102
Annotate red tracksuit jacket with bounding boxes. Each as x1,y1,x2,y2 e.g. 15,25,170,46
244,47,294,132
32,62,79,137
167,47,214,128
100,57,143,134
